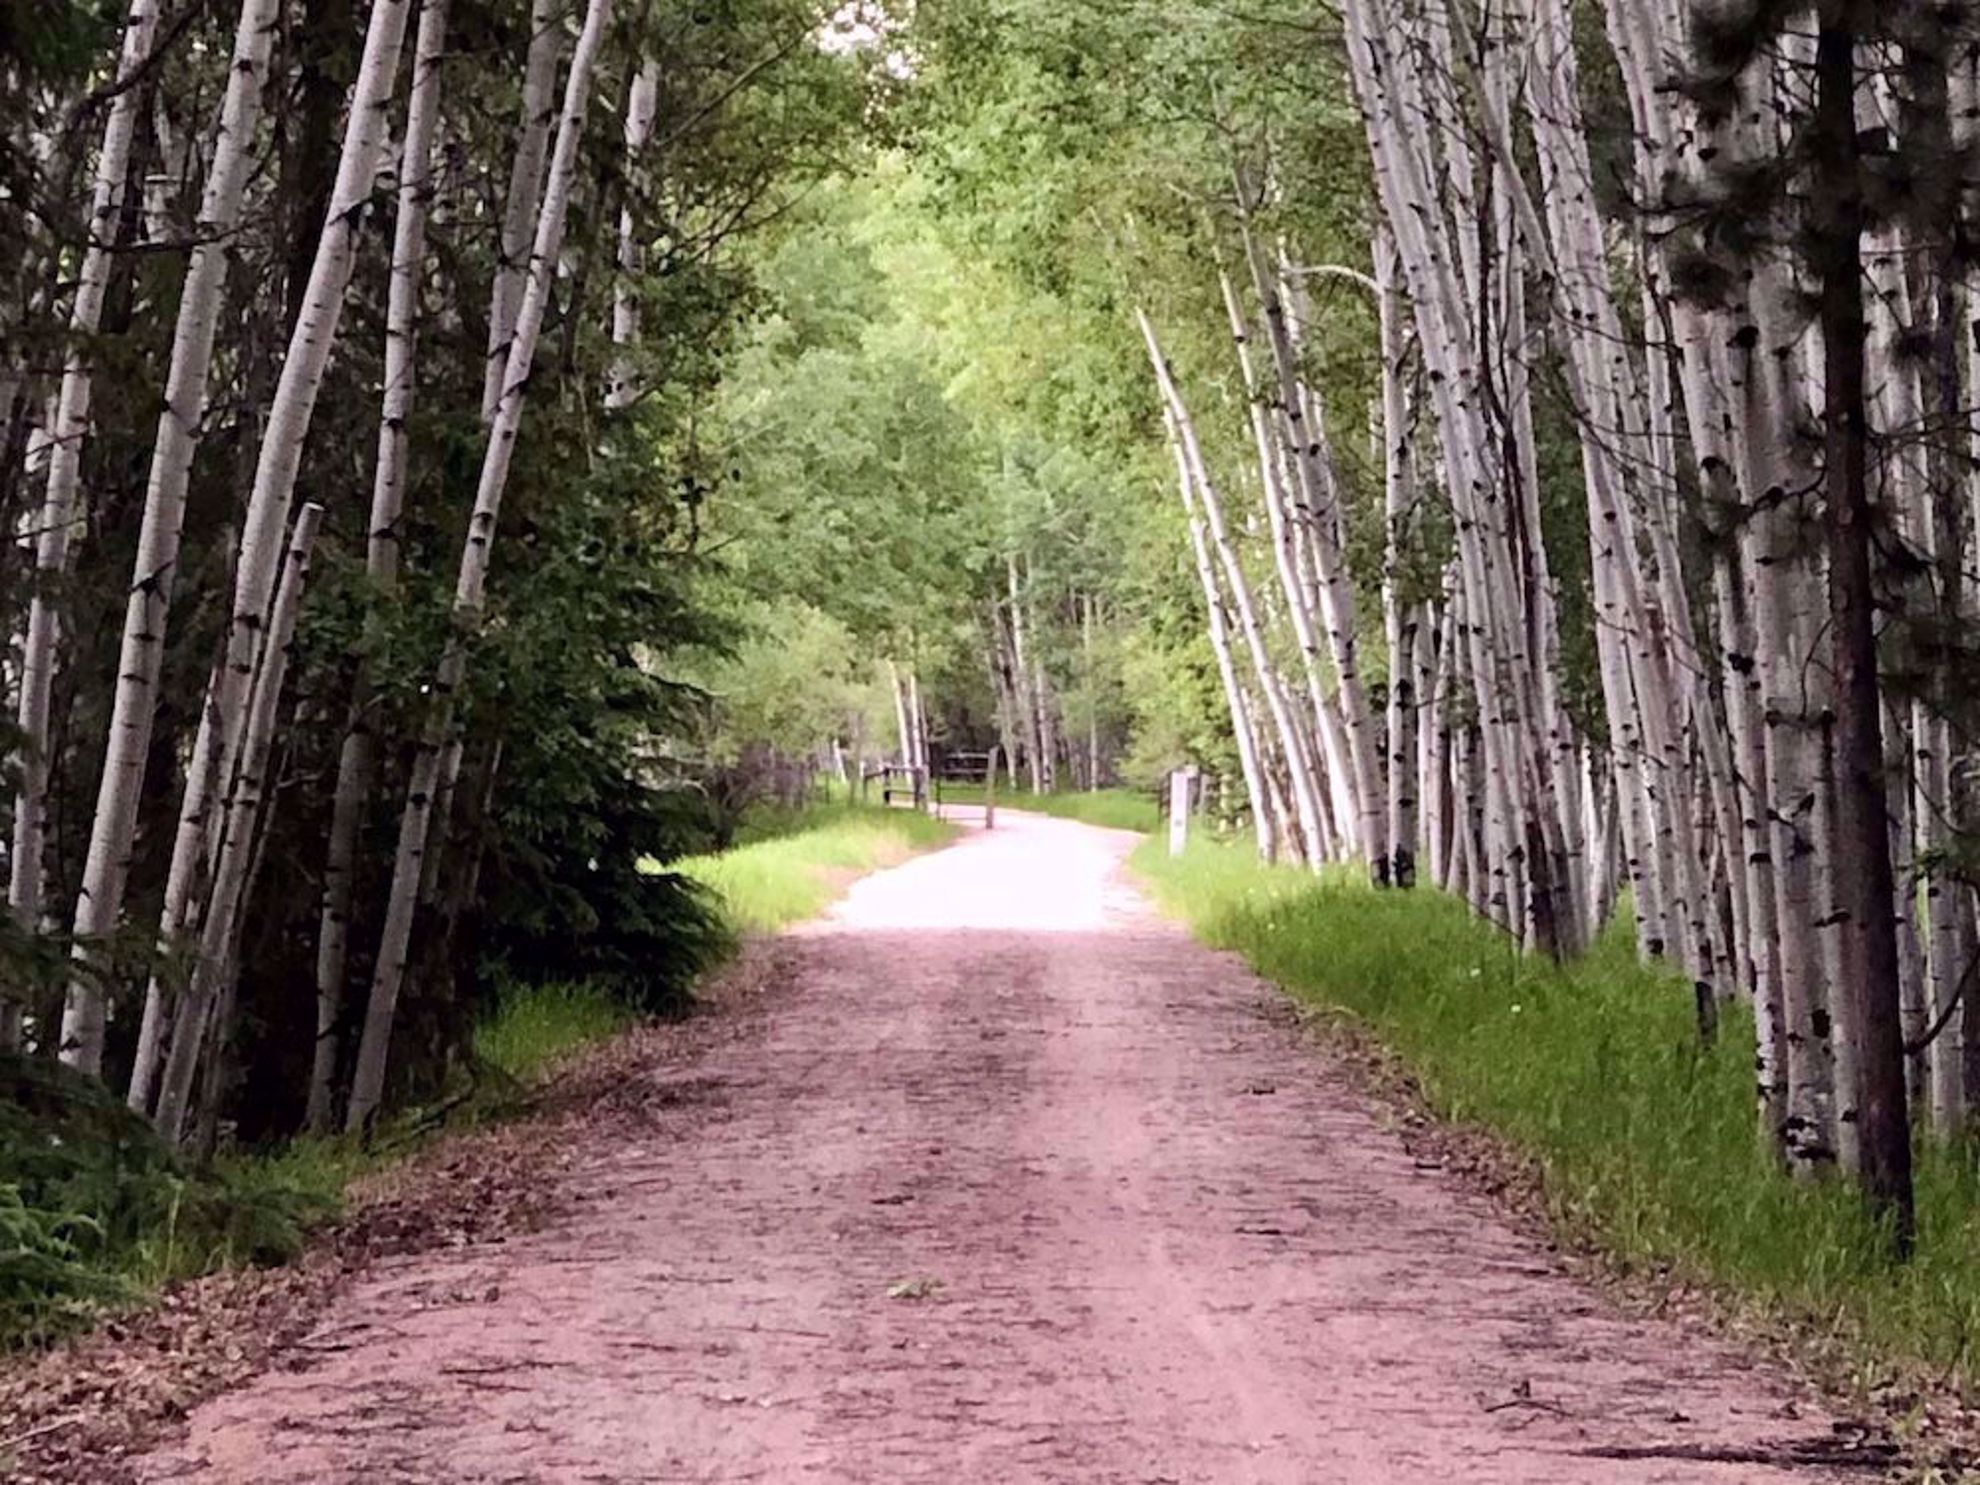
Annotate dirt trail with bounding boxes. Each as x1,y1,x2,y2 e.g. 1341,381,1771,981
133,815,1866,1483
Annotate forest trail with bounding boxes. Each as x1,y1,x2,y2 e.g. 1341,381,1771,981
134,815,1859,1484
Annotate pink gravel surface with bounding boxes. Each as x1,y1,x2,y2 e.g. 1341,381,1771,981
131,813,1872,1483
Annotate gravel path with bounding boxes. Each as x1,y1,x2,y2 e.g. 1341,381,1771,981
132,813,1866,1483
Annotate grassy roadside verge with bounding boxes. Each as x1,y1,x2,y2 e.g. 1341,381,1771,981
1134,835,1980,1408
1,802,955,1352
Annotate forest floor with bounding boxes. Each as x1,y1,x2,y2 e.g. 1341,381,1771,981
36,813,1895,1482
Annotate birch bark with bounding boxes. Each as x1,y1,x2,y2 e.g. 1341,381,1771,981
86,0,286,1107
29,0,163,1071
154,506,324,1144
306,0,451,1132
348,0,615,1132
148,0,415,1095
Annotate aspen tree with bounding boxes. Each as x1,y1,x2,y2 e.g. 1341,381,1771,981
307,0,452,1132
146,0,416,1104
28,0,163,1071
154,506,324,1144
89,0,287,1108
348,0,616,1132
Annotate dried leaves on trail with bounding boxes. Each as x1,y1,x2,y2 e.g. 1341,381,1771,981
0,945,790,1485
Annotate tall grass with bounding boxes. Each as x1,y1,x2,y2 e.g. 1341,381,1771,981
475,982,635,1080
675,802,955,933
1137,835,1980,1386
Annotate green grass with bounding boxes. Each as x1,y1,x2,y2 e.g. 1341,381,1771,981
475,981,636,1081
934,783,1162,833
1136,834,1980,1391
676,802,956,934
1012,788,1162,832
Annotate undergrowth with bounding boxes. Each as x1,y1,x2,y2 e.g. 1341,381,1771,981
1135,835,1980,1393
0,1055,335,1348
475,982,636,1081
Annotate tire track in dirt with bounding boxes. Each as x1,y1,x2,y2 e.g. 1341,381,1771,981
130,813,1870,1482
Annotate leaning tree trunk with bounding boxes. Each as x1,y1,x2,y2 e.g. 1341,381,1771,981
147,0,415,1094
1161,407,1276,863
607,57,661,410
347,0,615,1133
92,0,285,1110
1235,212,1386,880
1214,259,1347,860
153,506,324,1144
307,0,451,1133
482,0,563,424
1140,309,1328,868
26,0,163,1071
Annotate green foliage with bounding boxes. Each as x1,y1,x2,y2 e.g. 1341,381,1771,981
484,744,734,1018
474,983,637,1082
1136,838,1980,1382
677,802,955,933
0,1055,335,1347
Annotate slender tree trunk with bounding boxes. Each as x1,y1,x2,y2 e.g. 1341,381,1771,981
1006,556,1044,793
1814,11,1910,1249
1377,232,1419,888
154,506,324,1143
1140,309,1327,868
149,0,415,1096
888,658,913,769
83,0,286,1106
307,0,451,1133
1161,406,1276,863
26,0,163,1070
483,0,562,424
608,58,661,410
348,0,615,1133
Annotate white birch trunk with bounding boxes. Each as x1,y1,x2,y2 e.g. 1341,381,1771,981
148,0,415,1093
483,0,563,425
1163,407,1276,862
306,0,450,1133
153,506,324,1143
1139,309,1328,868
88,0,286,1108
28,0,163,1070
607,58,661,410
347,0,614,1133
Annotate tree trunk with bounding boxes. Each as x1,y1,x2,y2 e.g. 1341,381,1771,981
80,0,286,1106
307,0,451,1133
483,0,563,424
29,0,163,1071
1813,12,1911,1249
1139,308,1328,869
1161,406,1276,863
149,0,415,1095
153,506,324,1144
607,58,661,410
347,0,615,1133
